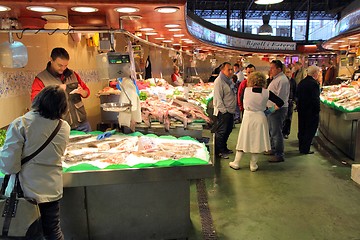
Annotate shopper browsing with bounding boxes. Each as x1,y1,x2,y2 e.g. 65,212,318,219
229,72,284,171
213,62,237,159
0,85,70,240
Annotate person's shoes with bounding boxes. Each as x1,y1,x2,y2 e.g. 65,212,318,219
250,163,258,172
224,149,234,154
300,151,315,154
229,161,240,170
283,135,289,139
218,153,229,159
268,156,285,163
264,150,274,156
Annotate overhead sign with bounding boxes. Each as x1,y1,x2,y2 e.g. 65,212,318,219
186,16,296,52
335,9,360,34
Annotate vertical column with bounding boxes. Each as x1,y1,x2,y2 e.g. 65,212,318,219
305,0,311,43
227,0,231,29
290,10,294,38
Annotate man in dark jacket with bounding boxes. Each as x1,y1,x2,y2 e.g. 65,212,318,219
296,65,321,154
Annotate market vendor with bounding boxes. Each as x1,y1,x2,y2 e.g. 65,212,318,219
31,47,92,132
171,65,184,86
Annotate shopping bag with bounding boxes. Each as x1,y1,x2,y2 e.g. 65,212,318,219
0,174,41,238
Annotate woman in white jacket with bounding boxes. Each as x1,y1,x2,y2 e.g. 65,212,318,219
0,85,70,239
229,72,284,172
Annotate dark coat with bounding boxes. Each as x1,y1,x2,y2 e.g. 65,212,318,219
296,75,320,114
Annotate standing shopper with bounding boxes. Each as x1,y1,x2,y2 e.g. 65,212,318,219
267,60,290,163
0,85,70,240
213,62,237,159
293,61,307,85
296,65,321,154
229,72,284,171
31,47,91,132
282,67,297,139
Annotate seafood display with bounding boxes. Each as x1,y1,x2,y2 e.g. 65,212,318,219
320,83,360,112
140,97,212,130
63,133,209,170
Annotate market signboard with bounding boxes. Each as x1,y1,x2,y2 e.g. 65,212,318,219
186,15,296,52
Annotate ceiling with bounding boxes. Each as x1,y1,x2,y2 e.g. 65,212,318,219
189,0,356,20
0,0,194,50
0,0,358,55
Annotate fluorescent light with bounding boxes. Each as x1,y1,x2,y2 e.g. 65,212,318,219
41,14,67,20
162,40,173,43
154,6,179,13
154,37,165,40
139,27,154,31
255,0,283,5
145,32,158,35
173,34,185,37
168,28,181,32
173,43,181,46
27,6,56,13
120,15,142,20
114,7,139,13
165,24,180,28
0,5,11,12
71,7,98,13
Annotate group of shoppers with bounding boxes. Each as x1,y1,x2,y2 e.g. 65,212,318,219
212,60,322,171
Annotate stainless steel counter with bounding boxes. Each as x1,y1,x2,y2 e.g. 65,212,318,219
319,103,360,161
61,159,213,240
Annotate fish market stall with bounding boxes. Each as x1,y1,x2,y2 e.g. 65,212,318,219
319,83,360,161
135,79,214,139
60,131,213,240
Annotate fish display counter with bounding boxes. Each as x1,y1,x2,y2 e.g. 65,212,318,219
60,131,214,240
319,83,360,161
135,81,214,138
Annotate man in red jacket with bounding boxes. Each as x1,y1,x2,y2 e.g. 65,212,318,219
31,47,92,132
237,64,256,112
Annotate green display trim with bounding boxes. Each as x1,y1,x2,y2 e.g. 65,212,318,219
321,99,360,113
62,131,210,173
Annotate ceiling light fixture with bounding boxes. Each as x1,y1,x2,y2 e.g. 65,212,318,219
139,27,154,31
114,7,139,13
255,0,284,4
173,43,181,46
168,28,181,32
258,14,272,35
27,6,56,13
154,37,165,40
154,6,179,13
0,5,11,12
41,14,67,20
162,40,173,43
120,15,142,20
173,34,185,37
145,32,158,35
165,24,180,28
71,6,98,13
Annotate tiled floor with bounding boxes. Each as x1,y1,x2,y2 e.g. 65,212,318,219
189,112,360,240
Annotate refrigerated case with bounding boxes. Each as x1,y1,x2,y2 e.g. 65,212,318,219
319,103,360,161
59,133,214,240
